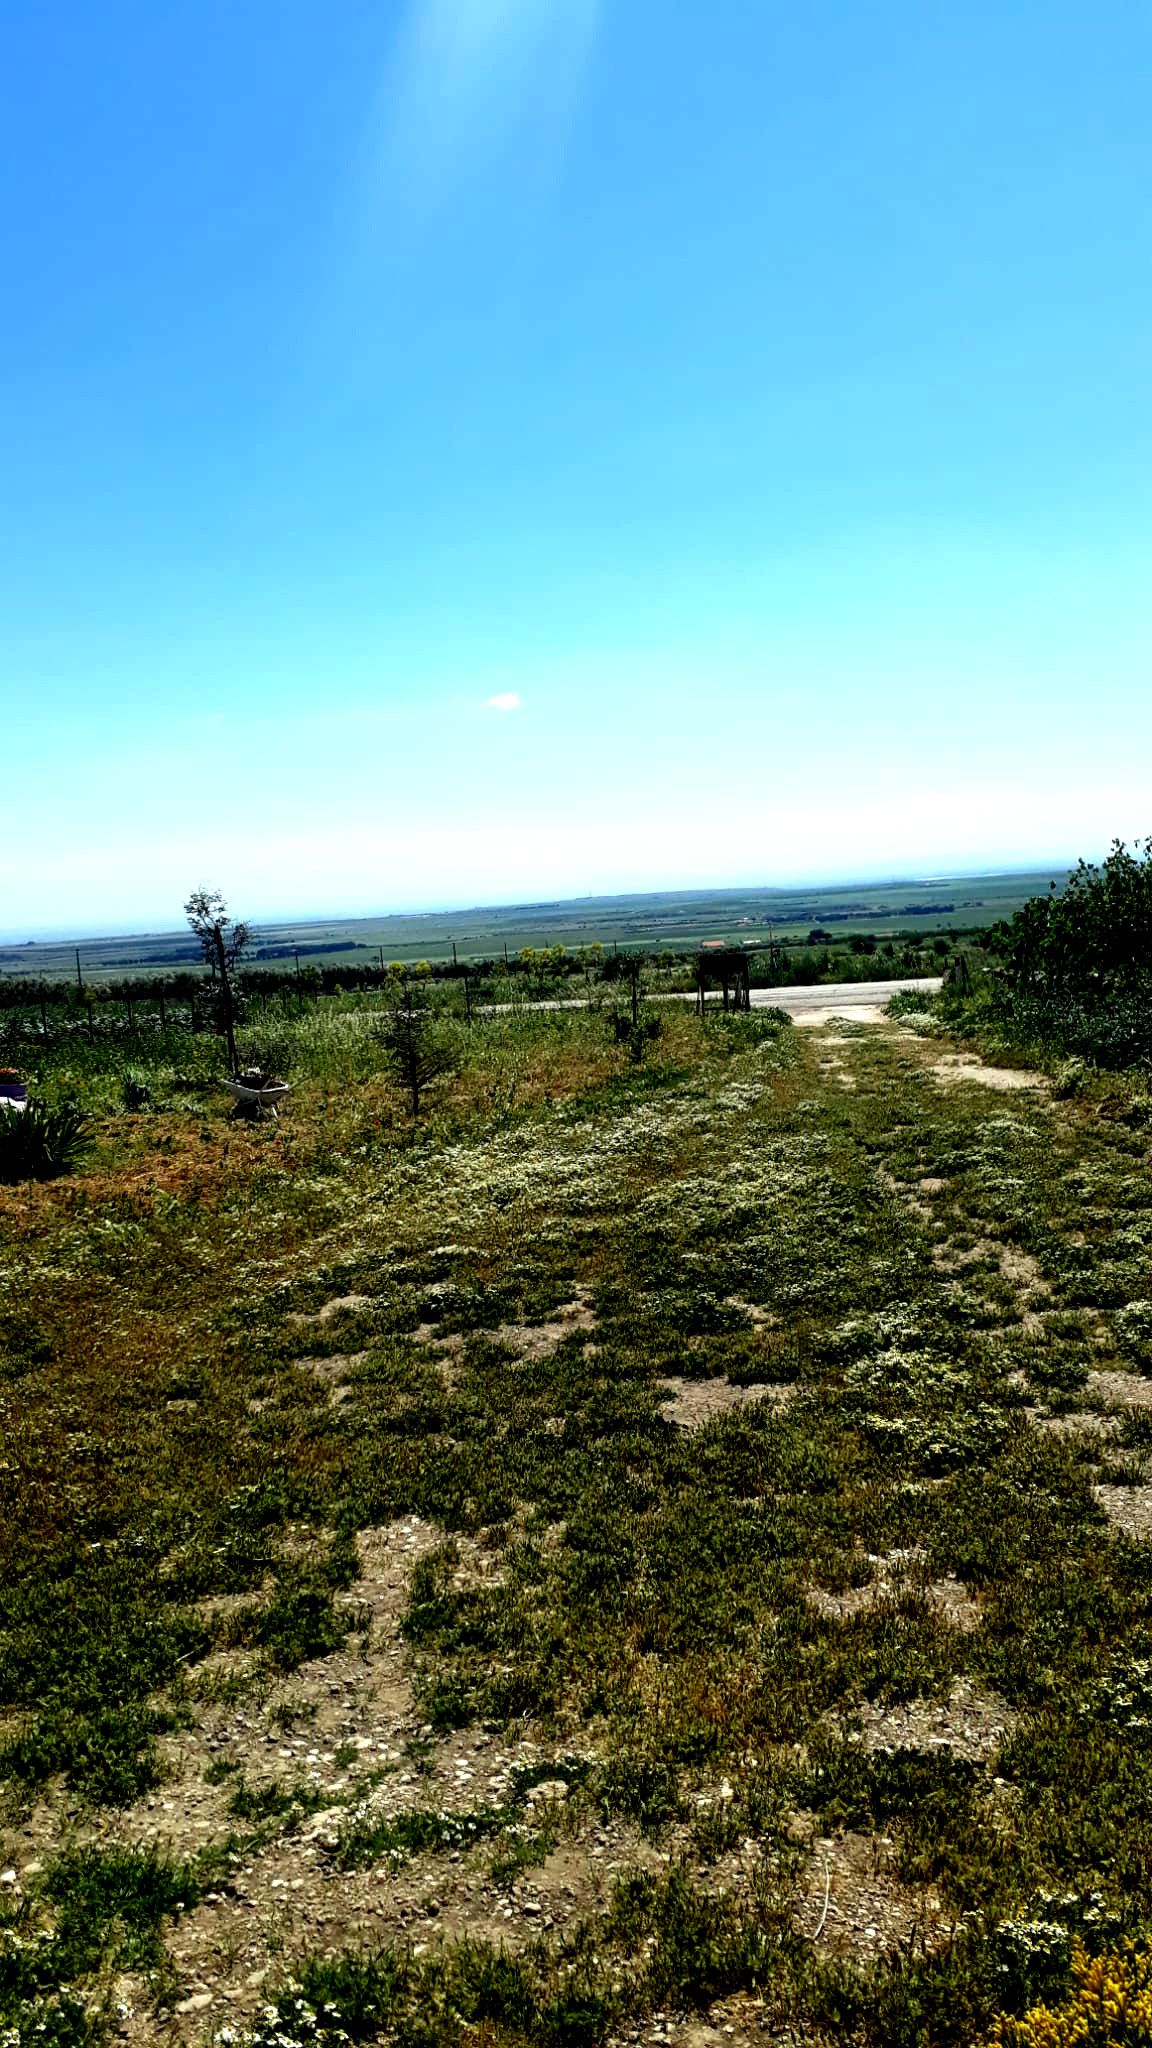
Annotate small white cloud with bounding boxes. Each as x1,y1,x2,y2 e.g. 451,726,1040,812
485,692,521,712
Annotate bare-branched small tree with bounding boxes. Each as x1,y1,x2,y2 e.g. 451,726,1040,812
184,888,249,1077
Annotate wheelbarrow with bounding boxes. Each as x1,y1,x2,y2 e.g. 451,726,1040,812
222,1071,292,1119
0,1069,27,1114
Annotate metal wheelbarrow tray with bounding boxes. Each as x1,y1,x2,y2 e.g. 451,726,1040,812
222,1078,292,1117
0,1071,28,1114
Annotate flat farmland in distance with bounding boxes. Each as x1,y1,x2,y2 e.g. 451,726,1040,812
1,869,1065,981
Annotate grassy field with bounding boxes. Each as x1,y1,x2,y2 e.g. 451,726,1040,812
0,871,1065,981
3,986,1152,2047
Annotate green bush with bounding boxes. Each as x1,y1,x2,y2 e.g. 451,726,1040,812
43,1842,205,1975
982,839,1152,1067
0,1099,91,1183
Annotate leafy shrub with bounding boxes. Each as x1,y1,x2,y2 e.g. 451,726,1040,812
985,1938,1152,2045
0,1309,54,1380
600,1865,777,2007
237,1945,612,2048
893,1007,946,1036
1082,1659,1152,1736
612,1009,662,1063
0,1845,209,2047
0,1980,93,2048
43,1842,205,1975
990,841,1152,1002
1114,1302,1152,1374
798,1734,979,1838
228,1775,330,1827
234,1029,295,1079
0,1701,172,1807
712,1007,794,1051
980,841,1152,1068
331,1798,511,1871
0,1099,91,1183
121,1069,151,1111
990,1890,1122,2016
594,1756,684,1835
992,1917,1076,2012
222,1574,357,1673
888,988,941,1019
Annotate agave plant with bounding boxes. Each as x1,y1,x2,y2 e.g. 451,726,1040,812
0,1098,92,1183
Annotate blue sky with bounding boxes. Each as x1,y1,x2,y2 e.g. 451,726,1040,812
4,0,1151,934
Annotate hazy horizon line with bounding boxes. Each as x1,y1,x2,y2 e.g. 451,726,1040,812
0,861,1072,949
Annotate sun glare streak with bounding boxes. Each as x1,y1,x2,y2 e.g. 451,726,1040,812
355,0,601,256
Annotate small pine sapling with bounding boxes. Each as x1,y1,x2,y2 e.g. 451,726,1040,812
373,979,453,1116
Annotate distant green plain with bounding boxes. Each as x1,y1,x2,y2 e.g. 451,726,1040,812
2,870,1065,983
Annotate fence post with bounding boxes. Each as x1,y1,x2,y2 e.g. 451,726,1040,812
87,1001,95,1045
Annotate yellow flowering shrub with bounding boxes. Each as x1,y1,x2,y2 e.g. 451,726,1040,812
989,1941,1152,2047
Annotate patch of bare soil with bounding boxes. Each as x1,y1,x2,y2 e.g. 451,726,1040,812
874,1164,936,1227
853,1678,1015,1762
930,1053,1048,1095
2,1520,665,2043
491,1287,598,1362
793,1825,942,1961
808,1554,981,1632
134,1788,666,2040
1088,1369,1152,1408
1000,1246,1044,1290
289,1293,376,1325
608,1990,783,2046
657,1380,796,1431
814,1049,857,1091
1094,1486,1152,1538
1032,1409,1120,1443
792,1005,890,1029
2,1515,708,2045
412,1289,598,1367
298,1351,369,1406
928,1235,1050,1323
724,1299,776,1328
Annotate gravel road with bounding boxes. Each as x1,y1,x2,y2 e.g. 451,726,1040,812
751,975,942,1015
484,975,943,1018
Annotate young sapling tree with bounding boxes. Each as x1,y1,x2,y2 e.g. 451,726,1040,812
373,978,452,1117
184,888,249,1077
